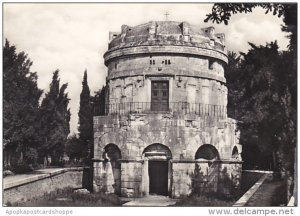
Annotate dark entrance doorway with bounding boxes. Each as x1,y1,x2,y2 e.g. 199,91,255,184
151,81,169,111
148,160,168,196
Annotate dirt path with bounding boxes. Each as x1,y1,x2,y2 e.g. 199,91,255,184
122,195,178,206
245,174,285,206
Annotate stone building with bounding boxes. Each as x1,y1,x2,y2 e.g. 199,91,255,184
93,21,242,198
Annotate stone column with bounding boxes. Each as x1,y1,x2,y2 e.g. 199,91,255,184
105,161,115,193
142,158,149,195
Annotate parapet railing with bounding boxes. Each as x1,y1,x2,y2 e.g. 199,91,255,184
94,102,227,118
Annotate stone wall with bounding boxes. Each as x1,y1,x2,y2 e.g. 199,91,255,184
93,114,242,197
94,114,240,160
108,76,228,107
107,54,225,81
218,163,243,195
93,158,242,198
172,162,194,197
241,171,265,193
3,168,83,204
120,161,143,197
172,161,242,198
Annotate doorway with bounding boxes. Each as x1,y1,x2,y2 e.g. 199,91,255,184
148,160,168,196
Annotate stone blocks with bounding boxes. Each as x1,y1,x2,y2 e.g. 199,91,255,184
120,162,143,197
93,114,242,198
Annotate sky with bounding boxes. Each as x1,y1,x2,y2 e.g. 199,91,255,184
3,3,290,134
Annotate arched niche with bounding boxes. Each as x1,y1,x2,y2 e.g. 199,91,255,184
232,146,239,159
103,143,121,194
194,144,220,195
195,144,220,160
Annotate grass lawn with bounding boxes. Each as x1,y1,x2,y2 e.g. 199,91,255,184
173,194,237,206
8,188,122,207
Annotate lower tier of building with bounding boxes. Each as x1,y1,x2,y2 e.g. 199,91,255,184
93,113,242,197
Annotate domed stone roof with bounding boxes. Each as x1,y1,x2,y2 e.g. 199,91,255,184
108,21,226,53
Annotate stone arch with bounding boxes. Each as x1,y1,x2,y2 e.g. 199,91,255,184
195,144,220,160
232,146,239,159
194,144,220,195
97,131,124,159
103,143,122,162
143,143,172,159
103,143,121,195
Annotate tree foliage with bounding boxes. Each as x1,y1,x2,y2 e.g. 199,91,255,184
205,3,297,52
93,85,107,116
78,70,93,161
226,43,296,174
65,133,83,161
3,39,43,166
207,4,297,200
205,4,286,24
39,70,71,165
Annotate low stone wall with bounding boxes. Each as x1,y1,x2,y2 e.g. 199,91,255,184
240,170,266,193
3,168,83,204
233,172,269,206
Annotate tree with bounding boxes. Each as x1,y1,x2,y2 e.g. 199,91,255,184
3,39,43,169
226,51,242,119
65,133,83,161
225,41,296,201
239,42,282,163
78,70,93,162
39,70,70,166
205,3,297,54
93,85,107,116
207,3,297,201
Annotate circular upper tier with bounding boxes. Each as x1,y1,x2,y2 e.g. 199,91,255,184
104,21,227,66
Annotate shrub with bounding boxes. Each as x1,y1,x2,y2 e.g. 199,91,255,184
12,162,34,174
3,170,14,177
174,194,235,206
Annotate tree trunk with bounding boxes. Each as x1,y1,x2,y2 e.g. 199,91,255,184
272,150,281,179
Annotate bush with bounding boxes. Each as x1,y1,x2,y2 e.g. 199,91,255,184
12,162,34,174
24,148,38,164
70,191,121,206
3,170,14,177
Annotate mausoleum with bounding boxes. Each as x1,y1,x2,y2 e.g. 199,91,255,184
93,20,242,198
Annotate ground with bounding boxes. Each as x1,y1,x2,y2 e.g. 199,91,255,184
5,170,287,207
173,195,235,206
245,174,286,206
7,188,122,207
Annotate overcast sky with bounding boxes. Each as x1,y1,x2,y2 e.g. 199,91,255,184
3,3,289,134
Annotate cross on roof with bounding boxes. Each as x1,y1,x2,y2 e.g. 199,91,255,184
164,11,169,21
